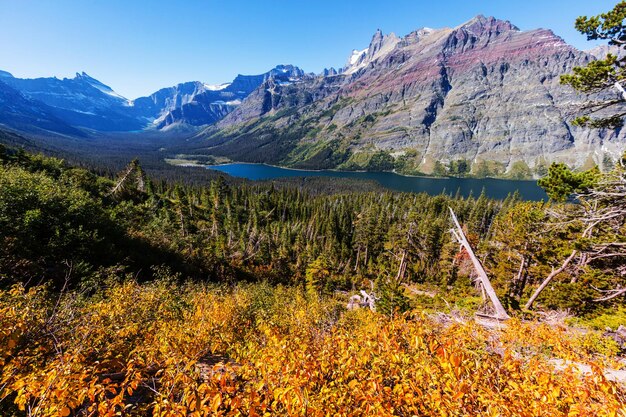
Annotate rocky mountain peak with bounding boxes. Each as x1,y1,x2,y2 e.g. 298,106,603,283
72,71,124,98
458,15,519,36
266,64,305,80
321,67,339,77
368,29,399,53
441,15,539,56
371,28,384,42
74,71,101,84
344,29,400,74
587,44,626,59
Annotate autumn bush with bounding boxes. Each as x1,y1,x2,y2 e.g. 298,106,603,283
1,280,624,416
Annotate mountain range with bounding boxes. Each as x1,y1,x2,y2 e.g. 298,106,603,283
1,15,625,176
0,65,305,134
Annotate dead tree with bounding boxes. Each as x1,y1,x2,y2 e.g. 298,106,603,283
594,286,626,302
347,290,377,311
449,208,509,320
110,159,146,196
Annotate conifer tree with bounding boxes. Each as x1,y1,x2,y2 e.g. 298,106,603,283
561,1,626,127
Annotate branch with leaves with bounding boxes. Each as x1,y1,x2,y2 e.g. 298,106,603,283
561,1,626,127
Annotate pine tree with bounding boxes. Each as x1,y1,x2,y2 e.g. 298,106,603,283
376,275,410,318
305,256,332,298
561,1,626,127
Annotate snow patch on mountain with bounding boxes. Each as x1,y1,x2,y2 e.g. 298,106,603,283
204,83,231,91
91,83,130,104
348,49,368,66
343,31,400,75
75,71,130,103
211,99,242,105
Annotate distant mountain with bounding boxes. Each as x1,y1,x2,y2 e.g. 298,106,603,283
133,65,306,129
198,15,626,174
0,66,306,133
0,80,85,136
1,72,142,131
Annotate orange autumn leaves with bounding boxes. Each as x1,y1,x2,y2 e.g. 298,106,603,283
1,281,625,416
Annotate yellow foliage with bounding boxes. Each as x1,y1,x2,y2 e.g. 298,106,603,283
0,281,624,416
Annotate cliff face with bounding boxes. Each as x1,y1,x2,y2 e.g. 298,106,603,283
207,16,625,175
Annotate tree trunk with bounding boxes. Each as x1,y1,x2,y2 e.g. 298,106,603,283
571,252,588,283
449,208,509,320
179,209,186,237
364,246,369,268
511,254,526,299
524,250,578,310
110,164,135,195
395,251,407,281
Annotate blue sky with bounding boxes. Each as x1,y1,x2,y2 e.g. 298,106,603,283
0,0,618,99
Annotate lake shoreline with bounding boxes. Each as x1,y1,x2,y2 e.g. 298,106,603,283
202,161,539,183
201,162,547,201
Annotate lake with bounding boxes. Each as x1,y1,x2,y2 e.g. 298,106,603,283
206,163,547,201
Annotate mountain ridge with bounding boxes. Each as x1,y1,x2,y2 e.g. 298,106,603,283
0,65,307,134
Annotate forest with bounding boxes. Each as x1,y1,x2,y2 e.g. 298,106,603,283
0,141,625,415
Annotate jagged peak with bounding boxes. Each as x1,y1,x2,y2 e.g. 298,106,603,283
321,67,339,77
270,64,304,75
74,71,112,89
366,30,400,61
343,29,401,74
75,71,96,81
71,71,128,100
457,15,519,35
368,29,399,46
371,29,383,40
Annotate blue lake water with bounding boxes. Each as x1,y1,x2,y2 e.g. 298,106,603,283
206,163,547,201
